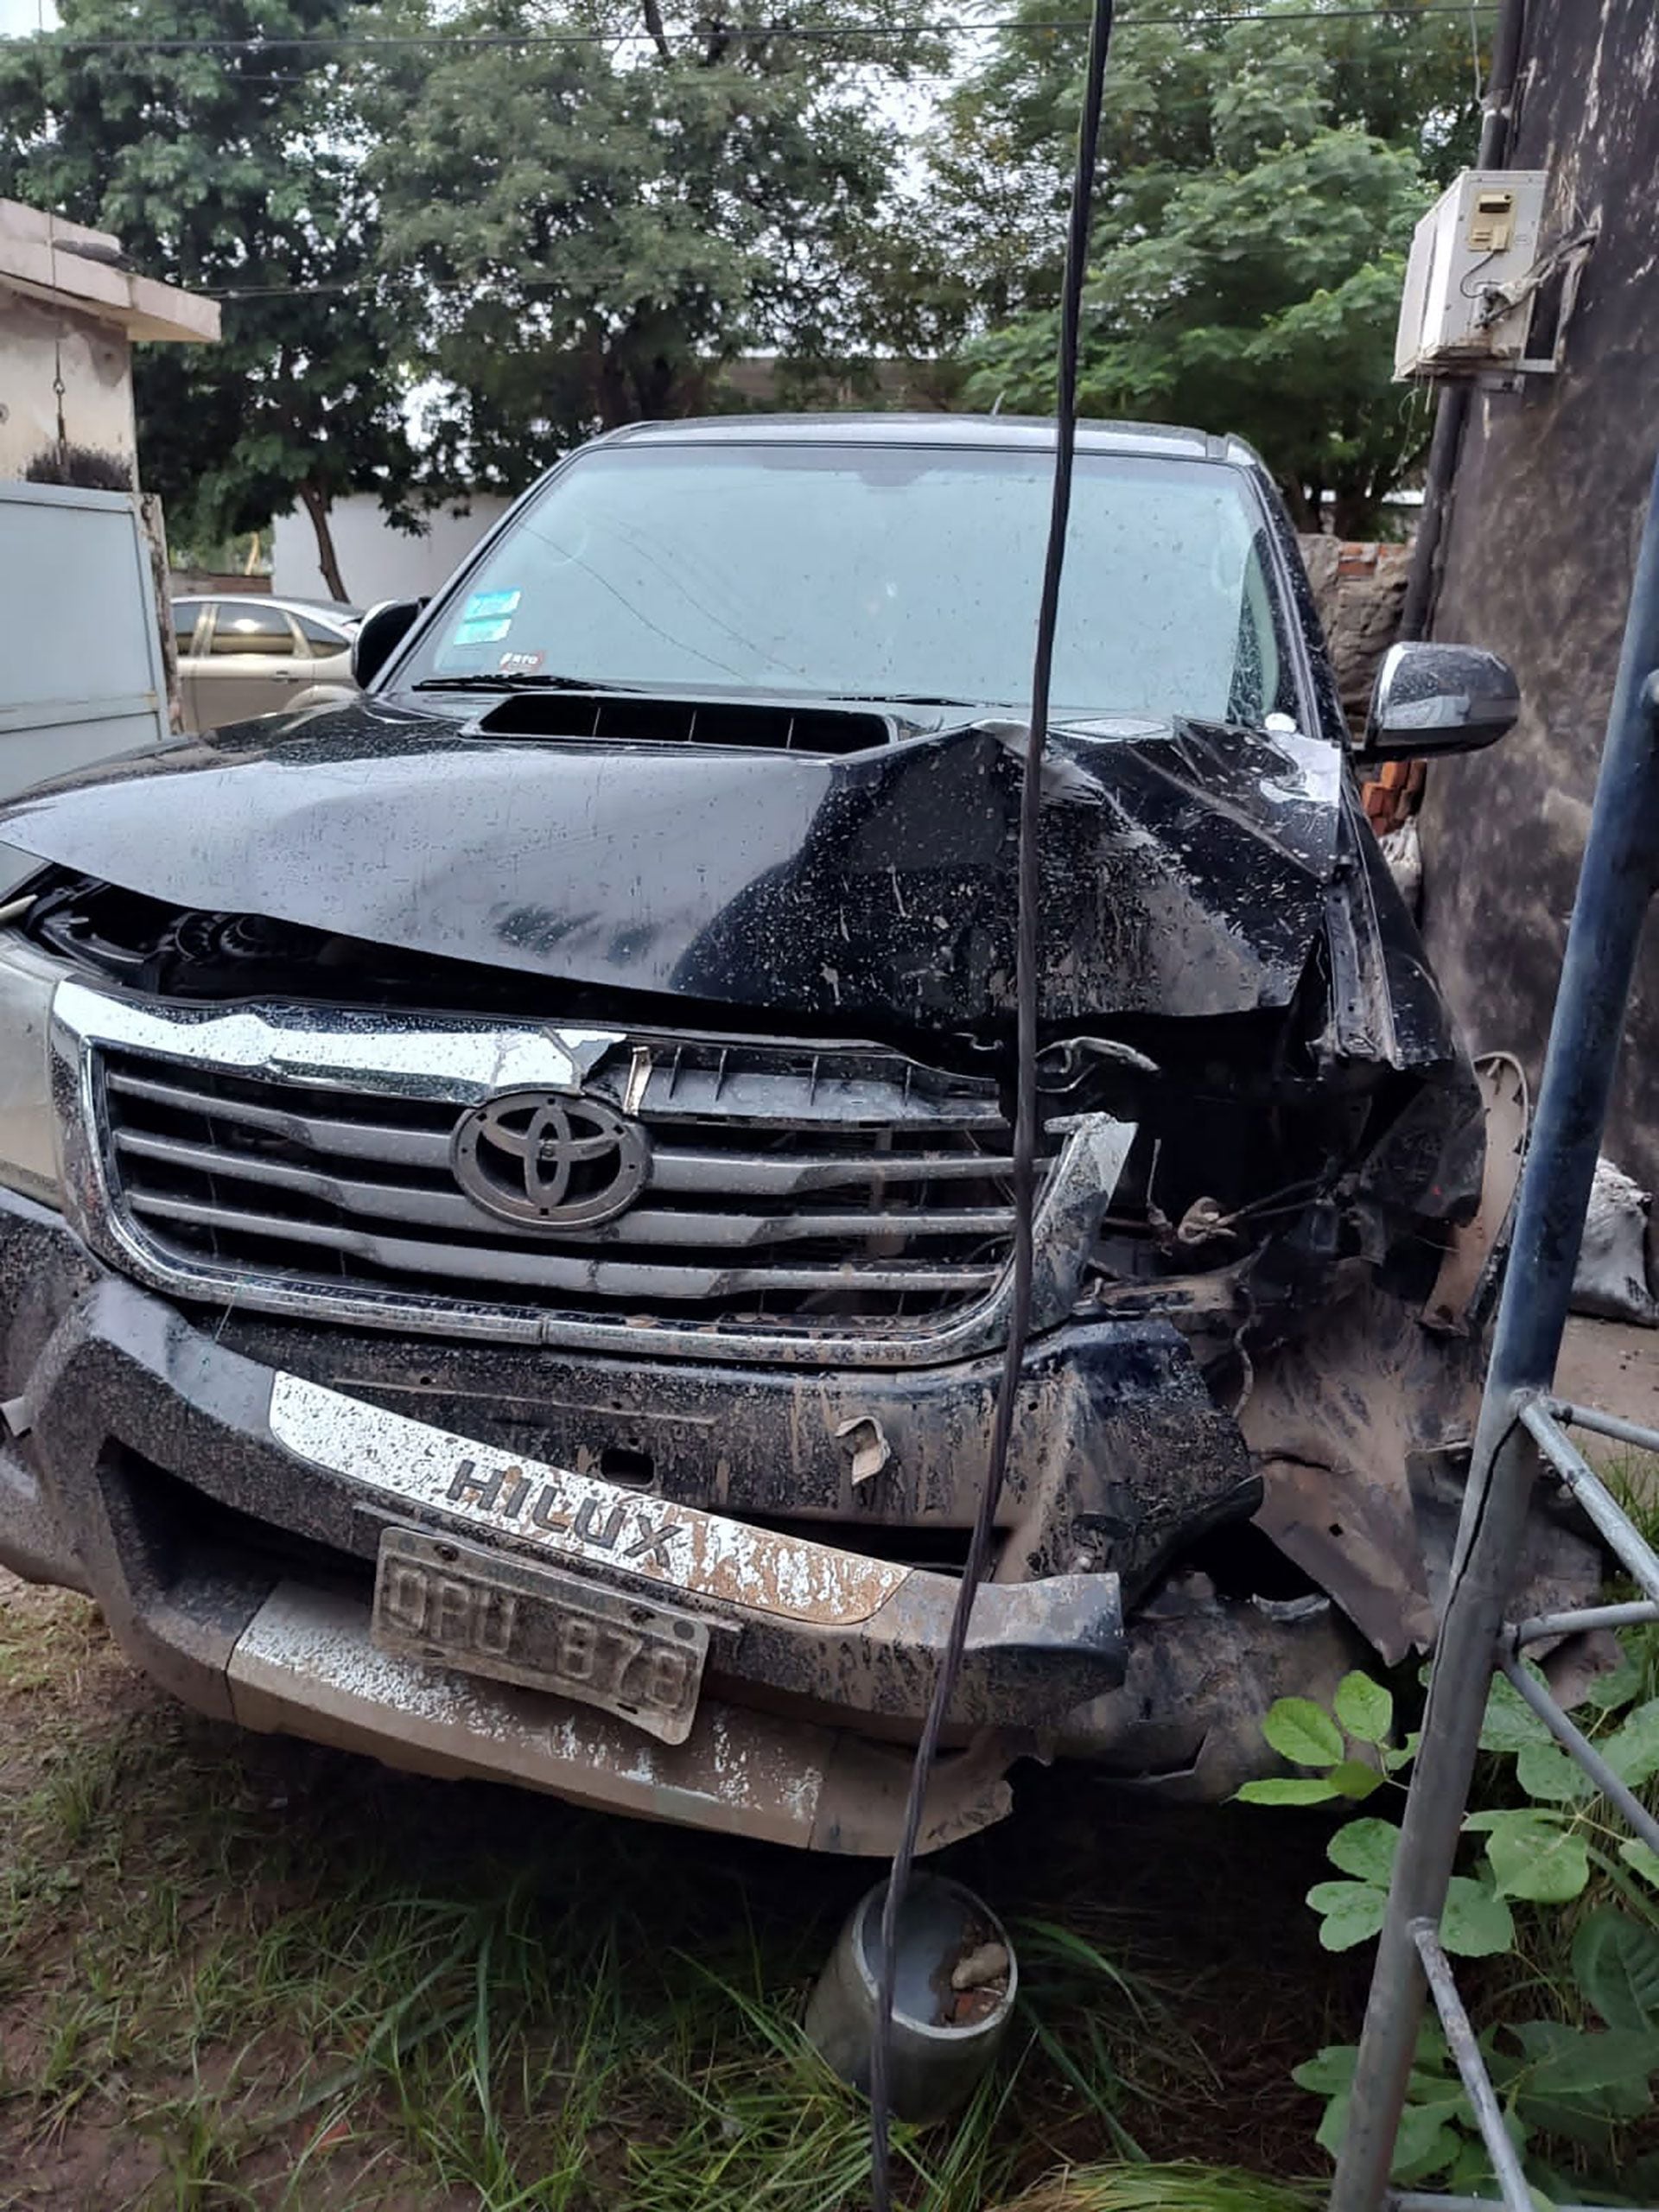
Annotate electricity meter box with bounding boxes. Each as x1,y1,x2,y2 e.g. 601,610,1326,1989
1394,168,1548,380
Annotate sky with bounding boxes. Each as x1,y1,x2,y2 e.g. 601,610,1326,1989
0,0,56,32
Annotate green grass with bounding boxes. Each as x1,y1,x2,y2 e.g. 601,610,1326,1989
0,1580,1338,2212
995,2167,1320,2212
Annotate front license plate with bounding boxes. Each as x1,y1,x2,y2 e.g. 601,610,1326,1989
372,1525,709,1745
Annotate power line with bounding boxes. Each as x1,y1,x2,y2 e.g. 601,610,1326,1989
5,2,1498,54
54,27,1485,86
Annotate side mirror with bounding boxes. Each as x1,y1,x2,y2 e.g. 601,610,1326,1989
351,598,424,690
1356,640,1520,765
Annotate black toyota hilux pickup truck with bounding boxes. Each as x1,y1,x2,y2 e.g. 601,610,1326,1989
0,415,1596,1853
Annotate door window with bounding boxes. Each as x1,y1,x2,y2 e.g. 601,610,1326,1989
172,601,202,656
210,603,296,656
294,612,350,657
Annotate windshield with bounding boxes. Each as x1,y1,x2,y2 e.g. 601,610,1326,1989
404,442,1300,727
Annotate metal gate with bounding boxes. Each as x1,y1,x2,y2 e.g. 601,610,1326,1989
0,479,171,893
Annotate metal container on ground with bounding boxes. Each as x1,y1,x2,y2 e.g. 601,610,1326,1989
804,1872,1017,2125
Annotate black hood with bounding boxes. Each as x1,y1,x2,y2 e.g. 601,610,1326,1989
0,694,1344,1035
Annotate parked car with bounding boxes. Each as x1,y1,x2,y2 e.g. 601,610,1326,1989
0,417,1597,1855
169,594,361,732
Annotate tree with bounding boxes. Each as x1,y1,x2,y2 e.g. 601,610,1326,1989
878,0,1485,534
0,0,420,599
365,0,944,491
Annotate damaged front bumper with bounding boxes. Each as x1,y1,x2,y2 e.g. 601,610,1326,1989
0,1186,1380,1851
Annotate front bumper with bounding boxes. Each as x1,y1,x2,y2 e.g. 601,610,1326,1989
0,1187,1363,1851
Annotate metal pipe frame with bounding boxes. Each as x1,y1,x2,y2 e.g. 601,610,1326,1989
1519,1399,1659,1603
1514,1599,1659,1645
1394,2200,1632,2212
1497,1649,1659,1860
1547,1398,1659,1453
1409,1920,1531,2212
1329,450,1659,2212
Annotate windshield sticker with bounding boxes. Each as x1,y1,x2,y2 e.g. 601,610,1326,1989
454,616,512,645
499,650,545,674
464,588,521,621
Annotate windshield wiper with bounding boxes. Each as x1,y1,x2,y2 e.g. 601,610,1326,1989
410,673,646,694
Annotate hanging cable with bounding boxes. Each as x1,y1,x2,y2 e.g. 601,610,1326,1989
864,0,1116,2203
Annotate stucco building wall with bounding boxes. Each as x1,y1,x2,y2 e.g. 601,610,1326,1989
1418,0,1659,1187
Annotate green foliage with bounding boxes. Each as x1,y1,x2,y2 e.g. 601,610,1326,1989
1238,1673,1392,1806
919,0,1487,534
0,0,419,598
1262,1697,1344,1769
0,0,1505,551
1249,1653,1659,2195
1334,1674,1394,1745
366,0,941,491
1573,1909,1659,2031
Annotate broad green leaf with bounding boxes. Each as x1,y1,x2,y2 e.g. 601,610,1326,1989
1515,1740,1596,1803
1602,1698,1659,1787
1382,1733,1421,1774
1481,1810,1591,1903
1326,1818,1401,1885
1391,2096,1467,2181
1505,2017,1649,2125
1307,1879,1388,1951
1573,1908,1659,2032
1315,2090,1351,2160
1581,1644,1644,1711
1334,1671,1393,1745
1514,2082,1645,2146
1262,1695,1344,1769
1236,1777,1341,1806
1620,1838,1659,1888
1293,2044,1359,2095
1440,1876,1516,1957
1522,2025,1659,2096
1329,1759,1384,1801
1480,1669,1554,1753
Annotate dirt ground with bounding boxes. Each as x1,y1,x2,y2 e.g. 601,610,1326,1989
0,1572,1356,2212
1558,1313,1659,1438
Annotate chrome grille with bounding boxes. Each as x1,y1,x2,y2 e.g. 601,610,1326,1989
48,985,1113,1366
98,1045,1015,1314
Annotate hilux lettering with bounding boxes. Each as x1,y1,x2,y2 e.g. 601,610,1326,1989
443,1457,687,1575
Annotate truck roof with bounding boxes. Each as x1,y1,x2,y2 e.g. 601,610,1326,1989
597,411,1259,469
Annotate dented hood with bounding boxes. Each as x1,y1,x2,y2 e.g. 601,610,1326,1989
0,696,1343,1031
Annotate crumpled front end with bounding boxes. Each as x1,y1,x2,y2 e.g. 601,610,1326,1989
0,734,1602,1846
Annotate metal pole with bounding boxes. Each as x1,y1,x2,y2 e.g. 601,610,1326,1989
1330,457,1659,2212
1410,1920,1532,2212
1398,389,1470,643
1396,0,1529,642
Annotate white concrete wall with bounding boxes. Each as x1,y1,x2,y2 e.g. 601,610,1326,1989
272,492,514,607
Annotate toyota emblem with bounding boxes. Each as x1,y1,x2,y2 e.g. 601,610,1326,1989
451,1090,650,1230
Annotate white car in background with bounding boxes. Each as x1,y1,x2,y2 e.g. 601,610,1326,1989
169,594,361,732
